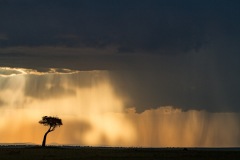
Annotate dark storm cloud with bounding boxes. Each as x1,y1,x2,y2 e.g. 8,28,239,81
0,0,240,112
1,0,240,53
110,53,240,112
0,0,224,52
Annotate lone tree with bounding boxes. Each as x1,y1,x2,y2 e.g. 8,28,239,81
39,116,63,147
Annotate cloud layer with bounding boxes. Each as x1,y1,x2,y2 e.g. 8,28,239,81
1,0,240,53
1,1,240,112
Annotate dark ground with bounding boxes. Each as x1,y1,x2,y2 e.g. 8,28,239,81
0,146,240,160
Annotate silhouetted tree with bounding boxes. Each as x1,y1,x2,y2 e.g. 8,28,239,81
39,116,62,147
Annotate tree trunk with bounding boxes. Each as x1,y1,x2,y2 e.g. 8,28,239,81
42,128,51,147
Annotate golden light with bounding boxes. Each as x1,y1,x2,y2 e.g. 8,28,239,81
0,67,239,147
0,68,136,146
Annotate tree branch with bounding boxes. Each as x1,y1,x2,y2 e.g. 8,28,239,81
49,126,56,132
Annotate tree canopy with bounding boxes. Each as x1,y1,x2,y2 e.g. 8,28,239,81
39,116,62,131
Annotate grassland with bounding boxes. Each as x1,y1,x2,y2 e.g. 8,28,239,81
0,146,240,160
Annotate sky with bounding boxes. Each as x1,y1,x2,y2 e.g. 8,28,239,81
0,0,240,147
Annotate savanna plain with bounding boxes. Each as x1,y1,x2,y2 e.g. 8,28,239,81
0,146,240,160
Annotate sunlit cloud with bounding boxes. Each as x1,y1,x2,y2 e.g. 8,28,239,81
0,67,239,147
0,67,136,146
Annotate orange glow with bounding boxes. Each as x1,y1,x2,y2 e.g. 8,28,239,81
0,68,136,146
0,67,239,147
127,107,240,147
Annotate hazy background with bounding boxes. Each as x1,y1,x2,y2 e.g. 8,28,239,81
0,68,239,147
